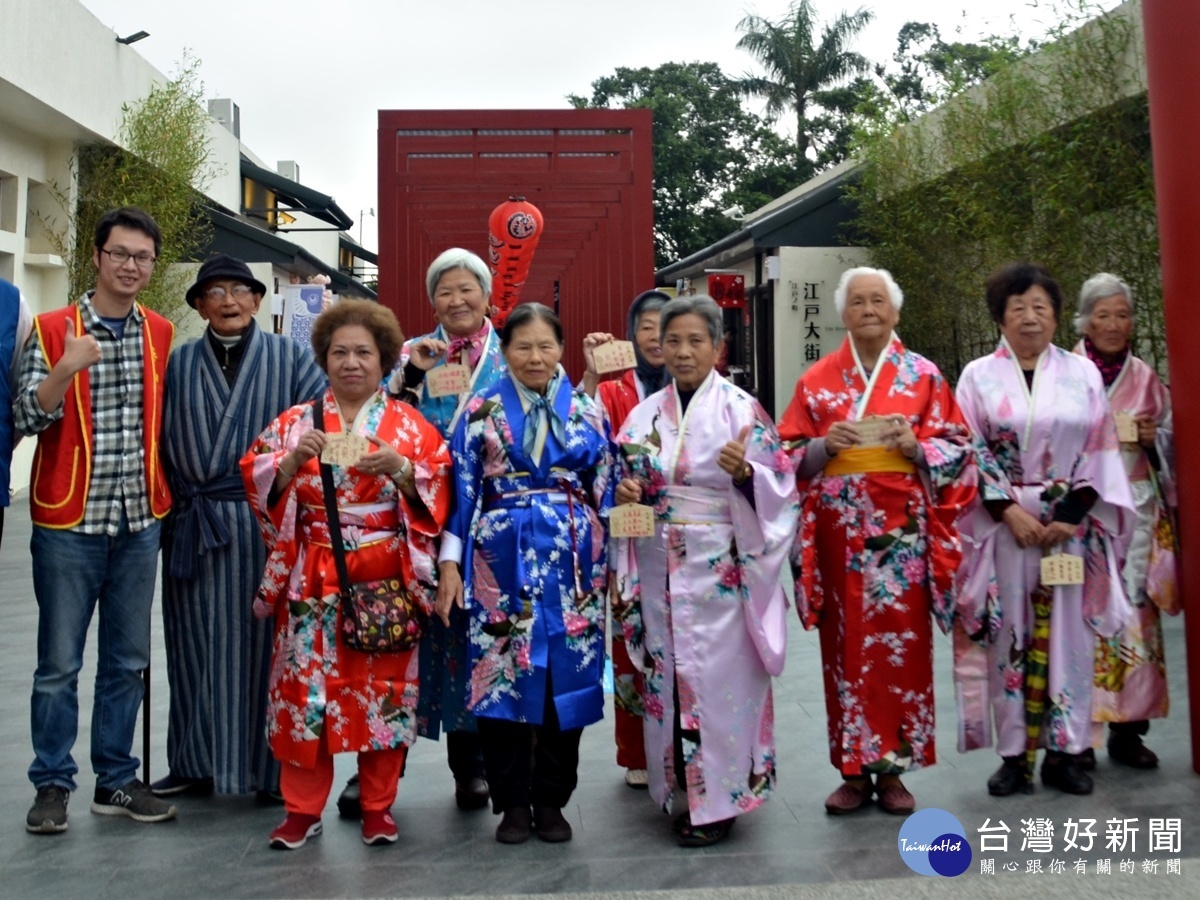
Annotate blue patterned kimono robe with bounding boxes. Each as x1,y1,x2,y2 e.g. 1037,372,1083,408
445,372,614,729
161,322,324,793
392,322,507,738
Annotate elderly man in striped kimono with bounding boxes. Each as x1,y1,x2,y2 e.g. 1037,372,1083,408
153,255,325,798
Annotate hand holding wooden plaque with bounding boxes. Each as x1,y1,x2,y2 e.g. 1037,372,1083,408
321,434,372,467
426,363,472,398
592,340,637,374
853,415,896,449
1114,412,1138,444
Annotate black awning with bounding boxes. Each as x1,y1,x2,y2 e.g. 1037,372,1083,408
239,156,354,231
202,207,377,300
338,234,378,265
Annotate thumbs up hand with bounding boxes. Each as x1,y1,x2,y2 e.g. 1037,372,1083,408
59,318,102,375
719,424,753,483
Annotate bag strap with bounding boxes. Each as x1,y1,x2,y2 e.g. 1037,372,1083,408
312,409,353,595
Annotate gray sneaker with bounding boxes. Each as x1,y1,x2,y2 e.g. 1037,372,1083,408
27,785,70,834
91,778,177,823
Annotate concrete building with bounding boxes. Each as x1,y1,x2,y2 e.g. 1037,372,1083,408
1,0,375,495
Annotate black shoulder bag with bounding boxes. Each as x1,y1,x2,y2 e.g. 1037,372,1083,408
312,412,426,653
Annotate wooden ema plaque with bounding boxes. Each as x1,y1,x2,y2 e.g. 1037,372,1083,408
610,504,655,538
321,434,372,467
426,363,472,398
1040,553,1084,586
593,340,637,374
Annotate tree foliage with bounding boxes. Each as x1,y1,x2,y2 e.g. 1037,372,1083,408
847,4,1160,381
45,53,216,319
569,61,800,268
735,0,874,168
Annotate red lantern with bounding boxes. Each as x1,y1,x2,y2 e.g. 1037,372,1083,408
488,196,544,326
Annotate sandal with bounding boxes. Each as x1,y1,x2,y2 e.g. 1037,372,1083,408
676,814,735,847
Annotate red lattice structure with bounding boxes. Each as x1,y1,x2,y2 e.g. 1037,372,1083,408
377,109,655,377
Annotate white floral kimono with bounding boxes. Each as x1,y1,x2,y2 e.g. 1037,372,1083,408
615,371,799,826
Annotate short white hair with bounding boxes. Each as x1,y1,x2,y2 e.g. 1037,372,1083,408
425,248,492,304
834,266,904,315
1075,272,1133,333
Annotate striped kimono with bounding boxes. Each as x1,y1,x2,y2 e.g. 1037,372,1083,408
160,322,325,793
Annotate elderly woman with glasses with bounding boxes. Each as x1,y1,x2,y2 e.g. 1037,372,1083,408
954,263,1134,798
436,303,614,846
613,295,798,847
778,267,977,816
1072,273,1176,770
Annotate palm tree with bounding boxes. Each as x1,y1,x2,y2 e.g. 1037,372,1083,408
736,1,874,170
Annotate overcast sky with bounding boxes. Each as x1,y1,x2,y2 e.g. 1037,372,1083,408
77,0,1120,254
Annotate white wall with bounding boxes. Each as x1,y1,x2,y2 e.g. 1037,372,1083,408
771,247,868,407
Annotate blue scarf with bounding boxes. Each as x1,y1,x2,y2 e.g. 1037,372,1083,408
515,368,567,459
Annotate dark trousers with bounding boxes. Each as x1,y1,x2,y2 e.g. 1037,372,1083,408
477,687,582,813
446,729,486,781
1110,720,1150,737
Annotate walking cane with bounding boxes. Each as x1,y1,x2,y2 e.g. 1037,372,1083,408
143,664,151,784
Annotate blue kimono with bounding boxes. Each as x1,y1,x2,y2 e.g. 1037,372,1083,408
446,371,614,730
392,322,506,738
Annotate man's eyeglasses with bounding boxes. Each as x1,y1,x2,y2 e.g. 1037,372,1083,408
100,248,157,268
201,284,254,302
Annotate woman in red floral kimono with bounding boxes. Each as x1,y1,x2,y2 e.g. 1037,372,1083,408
779,267,977,816
241,301,451,849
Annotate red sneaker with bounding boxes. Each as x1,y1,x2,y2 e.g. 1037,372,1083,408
361,809,398,845
269,813,322,850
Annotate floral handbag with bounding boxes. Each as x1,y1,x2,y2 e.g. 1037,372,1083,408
314,418,426,652
1144,469,1181,616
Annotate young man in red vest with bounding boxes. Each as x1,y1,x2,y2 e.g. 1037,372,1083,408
16,207,176,834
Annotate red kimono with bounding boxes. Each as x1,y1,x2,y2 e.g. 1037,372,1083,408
779,336,976,775
597,368,649,770
241,390,451,768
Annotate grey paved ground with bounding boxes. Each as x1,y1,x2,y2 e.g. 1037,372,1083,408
0,495,1197,899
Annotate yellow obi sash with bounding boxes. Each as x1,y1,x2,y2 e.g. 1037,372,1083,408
823,446,917,477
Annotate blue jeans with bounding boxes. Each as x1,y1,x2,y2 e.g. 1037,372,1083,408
29,516,162,792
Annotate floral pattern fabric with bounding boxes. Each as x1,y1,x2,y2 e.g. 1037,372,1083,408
779,336,976,776
394,322,507,738
954,342,1134,757
240,389,451,768
1072,342,1174,730
616,371,799,826
446,373,614,730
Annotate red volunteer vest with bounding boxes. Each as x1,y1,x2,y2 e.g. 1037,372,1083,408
30,303,173,528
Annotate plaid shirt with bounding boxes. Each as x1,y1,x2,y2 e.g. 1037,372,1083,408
15,292,154,535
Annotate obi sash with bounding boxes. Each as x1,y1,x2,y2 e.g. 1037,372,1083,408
661,485,731,525
823,446,917,477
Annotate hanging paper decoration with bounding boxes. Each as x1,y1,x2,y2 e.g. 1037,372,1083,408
487,195,544,326
708,272,745,309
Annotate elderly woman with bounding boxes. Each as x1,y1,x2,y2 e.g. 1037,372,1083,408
581,288,672,790
437,303,613,845
614,295,798,847
1073,273,1175,769
241,300,451,849
955,263,1134,797
157,255,325,800
329,248,503,818
778,267,976,816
